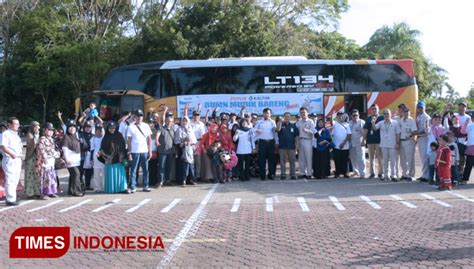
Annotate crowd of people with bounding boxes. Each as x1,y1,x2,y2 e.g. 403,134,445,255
0,100,473,206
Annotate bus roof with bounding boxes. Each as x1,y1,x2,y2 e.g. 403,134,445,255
159,57,414,69
107,57,414,76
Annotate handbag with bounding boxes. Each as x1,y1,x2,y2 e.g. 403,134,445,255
54,157,67,170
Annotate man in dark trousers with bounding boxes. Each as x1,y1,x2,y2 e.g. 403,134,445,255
254,108,277,180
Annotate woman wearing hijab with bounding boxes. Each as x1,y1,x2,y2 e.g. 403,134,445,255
62,120,83,196
199,123,219,181
100,121,128,194
313,119,332,179
174,116,198,186
219,124,235,151
35,123,59,199
24,121,41,199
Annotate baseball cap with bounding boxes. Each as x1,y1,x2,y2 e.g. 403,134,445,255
107,121,117,128
44,122,54,130
416,101,425,108
134,109,144,116
66,119,77,127
192,111,200,116
31,121,40,127
458,102,467,107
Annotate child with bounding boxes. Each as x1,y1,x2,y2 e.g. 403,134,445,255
446,131,460,186
436,135,452,190
207,140,225,183
182,136,197,187
428,142,438,185
85,102,99,119
90,125,104,192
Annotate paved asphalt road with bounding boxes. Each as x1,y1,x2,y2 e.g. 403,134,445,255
1,174,473,268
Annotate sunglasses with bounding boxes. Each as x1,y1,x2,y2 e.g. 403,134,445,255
352,114,359,117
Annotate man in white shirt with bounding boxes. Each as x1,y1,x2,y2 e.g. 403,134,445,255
332,112,351,178
399,107,418,181
295,107,315,179
414,101,431,181
349,109,365,178
127,109,153,192
373,109,401,181
455,102,471,177
118,112,133,141
189,110,206,180
461,121,474,183
0,117,23,206
255,108,277,180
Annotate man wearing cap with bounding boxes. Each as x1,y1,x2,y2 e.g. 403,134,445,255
126,109,153,192
349,109,366,178
414,101,431,181
398,107,417,181
187,106,206,181
0,117,23,206
363,104,384,178
454,102,471,177
228,113,238,129
373,109,400,181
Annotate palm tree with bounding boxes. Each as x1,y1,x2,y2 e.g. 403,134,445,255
364,22,422,59
444,83,459,103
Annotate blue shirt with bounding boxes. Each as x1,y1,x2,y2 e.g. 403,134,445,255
277,122,299,149
363,115,384,144
315,128,332,151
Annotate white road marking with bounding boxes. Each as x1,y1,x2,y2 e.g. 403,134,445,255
447,191,474,202
230,198,241,213
161,199,182,213
329,196,346,211
390,195,417,208
359,195,381,209
0,200,35,212
27,199,64,212
157,184,218,269
58,199,93,213
126,198,152,213
273,195,280,203
297,197,310,212
419,193,452,208
266,197,273,212
92,199,121,213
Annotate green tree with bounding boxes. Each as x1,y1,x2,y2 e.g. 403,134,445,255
363,22,449,99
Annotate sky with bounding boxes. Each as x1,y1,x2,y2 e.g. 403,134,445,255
338,0,474,97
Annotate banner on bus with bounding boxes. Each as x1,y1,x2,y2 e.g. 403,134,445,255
177,93,323,117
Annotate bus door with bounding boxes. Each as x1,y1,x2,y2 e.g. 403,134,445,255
121,95,144,115
344,94,367,119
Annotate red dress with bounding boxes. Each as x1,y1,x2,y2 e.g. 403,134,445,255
436,146,452,189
